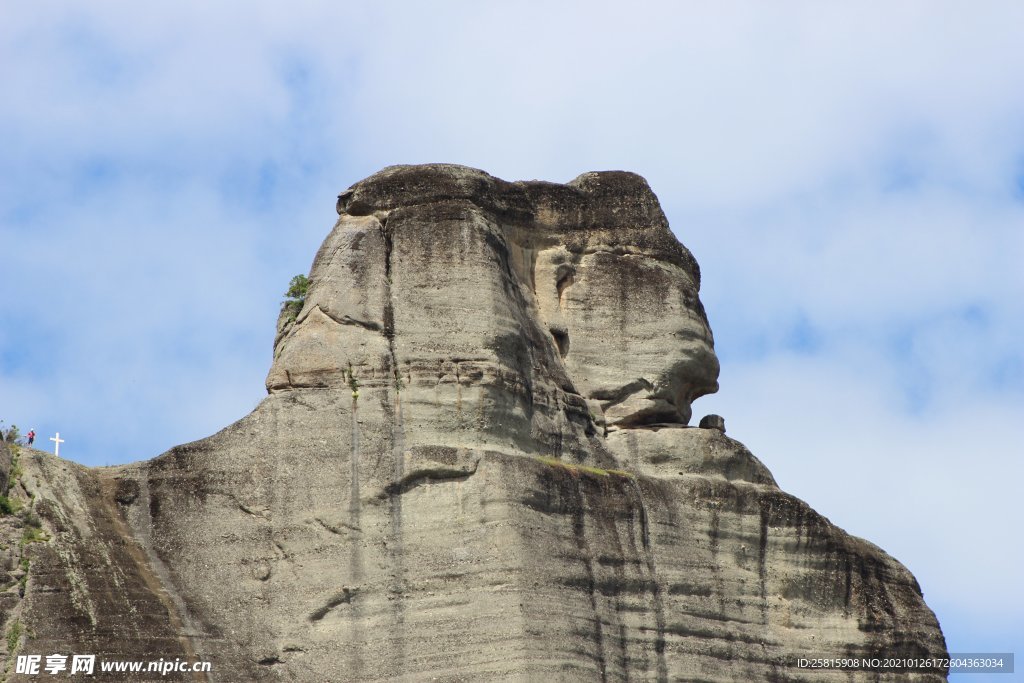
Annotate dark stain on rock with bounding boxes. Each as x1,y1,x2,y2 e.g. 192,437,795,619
309,587,358,622
114,477,139,505
570,478,609,683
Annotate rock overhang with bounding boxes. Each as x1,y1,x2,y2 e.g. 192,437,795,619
278,164,719,433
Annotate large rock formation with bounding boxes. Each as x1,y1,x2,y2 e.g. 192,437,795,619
1,165,947,681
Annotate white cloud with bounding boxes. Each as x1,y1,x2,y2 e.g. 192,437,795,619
695,349,1024,622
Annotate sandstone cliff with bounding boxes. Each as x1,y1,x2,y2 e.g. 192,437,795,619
0,165,947,682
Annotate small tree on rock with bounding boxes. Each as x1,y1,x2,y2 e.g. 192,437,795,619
282,274,309,323
1,422,20,444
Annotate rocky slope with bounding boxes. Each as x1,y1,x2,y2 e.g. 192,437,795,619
1,165,947,681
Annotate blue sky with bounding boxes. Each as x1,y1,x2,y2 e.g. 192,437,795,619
2,3,1022,677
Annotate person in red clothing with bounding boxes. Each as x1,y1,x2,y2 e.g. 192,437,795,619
25,429,35,446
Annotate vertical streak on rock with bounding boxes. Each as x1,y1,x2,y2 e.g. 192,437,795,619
622,503,652,677
455,364,463,415
350,397,361,528
387,391,407,678
381,216,408,676
843,555,853,615
572,478,608,683
758,504,770,623
625,432,640,476
602,483,631,682
627,478,668,683
708,508,727,615
794,506,804,552
348,394,364,681
127,473,211,683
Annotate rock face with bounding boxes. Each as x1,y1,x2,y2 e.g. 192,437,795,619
0,440,11,494
1,165,947,682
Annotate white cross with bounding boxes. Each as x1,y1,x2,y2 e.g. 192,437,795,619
50,432,64,457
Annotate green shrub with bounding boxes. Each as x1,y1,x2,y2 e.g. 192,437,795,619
21,527,46,544
345,363,359,399
0,496,18,515
285,274,309,300
1,423,19,444
6,619,21,653
8,456,21,483
281,274,309,323
16,559,29,597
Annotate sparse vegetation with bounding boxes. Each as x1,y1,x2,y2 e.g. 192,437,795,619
534,455,634,479
0,495,21,515
4,445,23,500
6,619,21,653
347,363,360,399
1,428,25,514
17,558,29,596
21,526,47,545
8,453,22,483
1,422,20,444
281,274,310,323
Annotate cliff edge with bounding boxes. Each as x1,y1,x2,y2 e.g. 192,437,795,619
1,165,947,682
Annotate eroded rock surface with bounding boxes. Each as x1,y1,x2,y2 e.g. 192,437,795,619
1,165,947,681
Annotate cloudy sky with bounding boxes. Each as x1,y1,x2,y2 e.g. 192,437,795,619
2,2,1021,675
